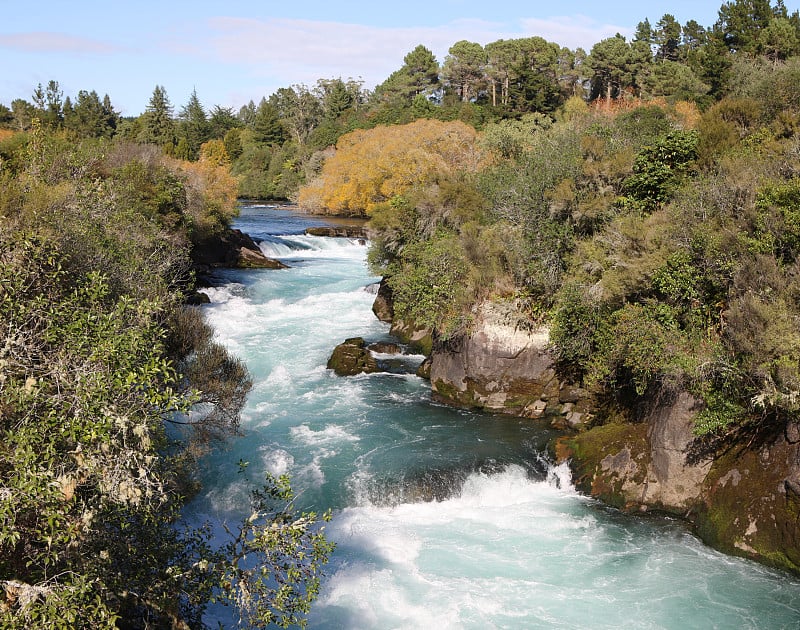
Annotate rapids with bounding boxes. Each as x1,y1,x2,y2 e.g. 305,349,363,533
190,204,800,629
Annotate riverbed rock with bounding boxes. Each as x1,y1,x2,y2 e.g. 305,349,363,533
372,278,395,323
327,337,379,376
557,389,800,574
193,228,287,270
305,226,367,238
428,301,592,418
367,342,402,354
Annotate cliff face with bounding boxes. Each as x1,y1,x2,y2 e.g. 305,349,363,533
428,301,594,425
559,396,800,574
372,290,800,574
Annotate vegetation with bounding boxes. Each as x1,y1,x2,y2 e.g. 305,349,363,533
4,0,800,623
297,0,800,446
0,126,332,626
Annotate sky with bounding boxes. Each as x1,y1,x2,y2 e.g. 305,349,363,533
0,1,756,117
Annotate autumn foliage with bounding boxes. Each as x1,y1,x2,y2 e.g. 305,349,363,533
298,119,484,216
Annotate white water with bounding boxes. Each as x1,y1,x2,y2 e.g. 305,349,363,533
192,206,800,629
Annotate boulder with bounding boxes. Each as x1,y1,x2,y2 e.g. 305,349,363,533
327,337,379,376
371,278,395,323
193,228,287,270
367,342,402,354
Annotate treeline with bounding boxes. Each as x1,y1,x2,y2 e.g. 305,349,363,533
299,0,800,442
0,130,332,623
3,0,799,204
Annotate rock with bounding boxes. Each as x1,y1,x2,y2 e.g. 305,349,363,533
305,226,367,238
238,246,287,269
367,342,401,354
372,278,395,323
185,291,210,305
327,337,379,376
193,228,287,270
428,300,592,416
561,390,711,513
390,318,433,355
645,391,711,508
416,357,432,380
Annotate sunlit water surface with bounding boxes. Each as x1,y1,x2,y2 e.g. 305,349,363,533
188,204,800,629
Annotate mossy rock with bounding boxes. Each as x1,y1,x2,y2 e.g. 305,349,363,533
327,337,379,376
695,441,800,575
563,422,650,510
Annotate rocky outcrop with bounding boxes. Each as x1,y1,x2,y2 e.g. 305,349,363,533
327,338,378,376
193,229,287,270
429,301,593,421
370,279,432,353
371,279,394,323
559,391,711,512
305,226,367,239
556,391,800,574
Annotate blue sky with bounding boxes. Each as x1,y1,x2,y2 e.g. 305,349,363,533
0,1,746,116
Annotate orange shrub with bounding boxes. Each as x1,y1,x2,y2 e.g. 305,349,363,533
298,119,484,216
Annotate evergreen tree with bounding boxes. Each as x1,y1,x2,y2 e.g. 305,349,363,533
403,45,440,97
32,80,63,128
252,98,285,145
177,88,210,160
64,90,116,138
138,85,175,149
208,105,241,139
442,40,487,102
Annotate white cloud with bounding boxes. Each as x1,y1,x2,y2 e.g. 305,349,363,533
0,32,121,54
187,15,630,89
519,16,633,50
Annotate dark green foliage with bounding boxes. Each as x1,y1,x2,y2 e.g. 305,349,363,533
622,130,698,211
138,85,176,149
177,89,211,160
389,233,472,338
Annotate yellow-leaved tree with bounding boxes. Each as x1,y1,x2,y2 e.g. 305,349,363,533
298,119,484,216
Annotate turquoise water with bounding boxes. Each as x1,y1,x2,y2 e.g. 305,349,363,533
191,204,800,629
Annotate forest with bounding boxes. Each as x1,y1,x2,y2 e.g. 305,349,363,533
3,0,800,625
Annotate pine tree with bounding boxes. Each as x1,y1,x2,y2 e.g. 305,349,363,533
138,85,175,149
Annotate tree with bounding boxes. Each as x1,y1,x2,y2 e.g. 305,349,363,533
31,80,63,128
442,40,487,103
177,88,210,160
587,35,639,102
759,17,800,61
716,0,783,54
507,37,564,113
269,85,322,144
298,119,483,216
634,18,655,46
138,85,175,149
238,100,257,127
371,45,440,112
252,98,286,145
10,99,35,131
655,14,682,61
208,105,241,140
402,45,440,98
63,90,117,138
638,60,711,102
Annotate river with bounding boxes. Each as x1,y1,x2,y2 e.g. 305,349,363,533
189,204,800,629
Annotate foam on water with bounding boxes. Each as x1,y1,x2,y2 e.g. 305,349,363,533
193,205,800,629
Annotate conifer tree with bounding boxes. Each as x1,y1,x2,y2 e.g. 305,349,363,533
138,85,175,149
